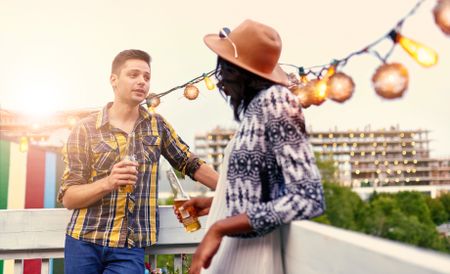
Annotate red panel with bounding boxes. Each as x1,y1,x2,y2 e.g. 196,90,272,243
24,146,46,274
24,259,42,274
25,146,46,208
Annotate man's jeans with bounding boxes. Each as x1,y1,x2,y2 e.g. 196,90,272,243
64,235,145,274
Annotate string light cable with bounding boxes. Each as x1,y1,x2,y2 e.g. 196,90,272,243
144,0,449,108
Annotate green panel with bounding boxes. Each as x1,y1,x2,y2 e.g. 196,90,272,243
52,258,64,273
0,141,10,274
0,140,10,209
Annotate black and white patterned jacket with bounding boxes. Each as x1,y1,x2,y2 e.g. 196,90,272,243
225,85,325,237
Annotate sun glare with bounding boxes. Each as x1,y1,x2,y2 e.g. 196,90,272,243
8,78,65,116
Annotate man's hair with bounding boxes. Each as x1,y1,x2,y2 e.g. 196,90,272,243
111,49,152,74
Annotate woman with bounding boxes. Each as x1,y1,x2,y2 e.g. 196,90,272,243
180,19,325,274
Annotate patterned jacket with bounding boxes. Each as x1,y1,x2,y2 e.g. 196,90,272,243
225,85,325,237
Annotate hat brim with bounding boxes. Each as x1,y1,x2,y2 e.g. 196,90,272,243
204,34,289,87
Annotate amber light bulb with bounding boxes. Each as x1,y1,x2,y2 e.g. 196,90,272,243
389,30,438,67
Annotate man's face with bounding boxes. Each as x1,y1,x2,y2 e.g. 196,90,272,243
111,59,151,105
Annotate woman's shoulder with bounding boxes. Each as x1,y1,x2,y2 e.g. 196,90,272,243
256,84,301,115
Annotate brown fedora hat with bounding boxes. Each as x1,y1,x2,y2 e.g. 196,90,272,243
204,19,289,87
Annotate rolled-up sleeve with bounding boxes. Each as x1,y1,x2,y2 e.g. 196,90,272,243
57,123,91,203
247,86,325,236
160,116,204,180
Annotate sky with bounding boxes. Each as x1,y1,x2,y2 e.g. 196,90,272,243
0,0,449,157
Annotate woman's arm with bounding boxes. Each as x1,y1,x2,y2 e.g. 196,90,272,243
188,214,252,274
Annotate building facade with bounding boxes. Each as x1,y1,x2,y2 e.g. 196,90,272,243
194,125,450,190
194,126,235,171
308,126,450,188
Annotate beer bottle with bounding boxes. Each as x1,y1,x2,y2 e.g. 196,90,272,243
122,132,137,193
167,169,201,232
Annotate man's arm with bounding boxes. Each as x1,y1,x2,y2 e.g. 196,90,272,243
62,177,110,210
159,115,218,190
193,164,218,190
62,160,138,210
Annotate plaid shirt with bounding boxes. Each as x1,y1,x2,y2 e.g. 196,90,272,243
58,103,204,247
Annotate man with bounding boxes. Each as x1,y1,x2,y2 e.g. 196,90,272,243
58,49,218,274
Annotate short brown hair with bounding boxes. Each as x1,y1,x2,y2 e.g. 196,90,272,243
111,49,152,74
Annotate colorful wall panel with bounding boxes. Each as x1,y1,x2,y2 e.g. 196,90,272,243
0,139,65,274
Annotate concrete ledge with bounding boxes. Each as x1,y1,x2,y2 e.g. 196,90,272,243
282,221,450,274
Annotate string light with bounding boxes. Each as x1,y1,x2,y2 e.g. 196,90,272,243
184,84,200,100
299,67,309,84
146,93,161,108
19,136,28,152
302,79,328,106
142,0,446,108
143,70,215,108
327,72,355,103
372,63,409,99
389,30,438,67
203,73,216,90
433,0,450,35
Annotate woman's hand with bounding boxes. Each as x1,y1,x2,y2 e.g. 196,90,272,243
173,197,213,222
188,223,223,274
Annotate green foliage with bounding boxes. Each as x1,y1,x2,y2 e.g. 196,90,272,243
394,192,433,225
426,196,448,225
153,254,192,274
313,155,450,254
315,153,337,183
316,183,365,231
159,196,174,206
438,193,450,218
316,188,450,253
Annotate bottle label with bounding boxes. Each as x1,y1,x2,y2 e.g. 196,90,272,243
179,207,190,219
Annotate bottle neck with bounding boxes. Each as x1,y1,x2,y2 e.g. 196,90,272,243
167,169,189,199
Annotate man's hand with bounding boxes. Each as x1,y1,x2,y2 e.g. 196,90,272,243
173,197,213,222
104,159,139,191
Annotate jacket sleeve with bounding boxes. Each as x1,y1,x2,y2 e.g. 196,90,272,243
246,86,325,236
159,115,205,180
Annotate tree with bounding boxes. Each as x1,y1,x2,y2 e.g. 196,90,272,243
315,153,337,183
360,192,449,253
313,156,365,230
313,154,450,254
437,192,450,222
314,183,365,231
394,191,433,225
426,197,448,225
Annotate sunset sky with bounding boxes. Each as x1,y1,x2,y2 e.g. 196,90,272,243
1,0,449,156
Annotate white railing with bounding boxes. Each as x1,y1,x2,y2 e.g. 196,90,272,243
0,207,206,274
1,208,450,274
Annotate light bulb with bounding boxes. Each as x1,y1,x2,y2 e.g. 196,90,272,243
389,30,438,67
184,84,200,100
20,136,28,152
372,63,409,99
327,72,355,103
146,93,160,108
203,74,215,90
433,0,450,36
305,79,327,106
